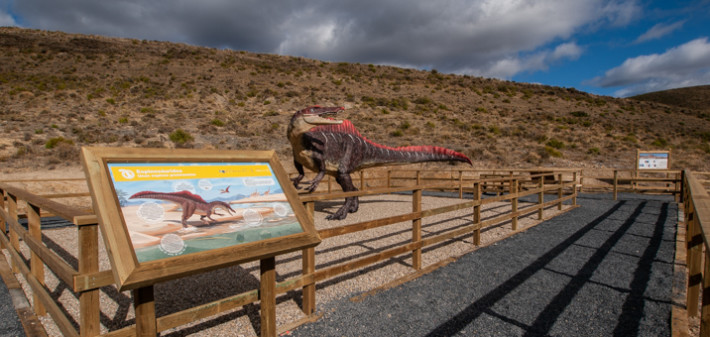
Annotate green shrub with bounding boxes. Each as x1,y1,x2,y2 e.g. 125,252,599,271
546,138,565,149
45,137,74,149
413,97,433,105
544,146,563,157
390,130,404,137
211,119,225,127
169,129,194,145
651,138,668,147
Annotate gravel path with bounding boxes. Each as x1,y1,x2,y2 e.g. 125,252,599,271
292,193,679,337
0,279,25,337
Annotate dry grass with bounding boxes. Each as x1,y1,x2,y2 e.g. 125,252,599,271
0,27,709,173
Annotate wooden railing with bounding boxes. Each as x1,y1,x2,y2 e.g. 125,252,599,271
682,170,710,337
0,166,688,336
579,169,681,200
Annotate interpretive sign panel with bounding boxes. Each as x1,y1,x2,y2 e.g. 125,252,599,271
637,150,670,170
81,147,320,291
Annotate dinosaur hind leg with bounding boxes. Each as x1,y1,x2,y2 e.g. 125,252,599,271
327,172,359,220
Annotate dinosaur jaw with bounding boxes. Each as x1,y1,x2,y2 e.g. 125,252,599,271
303,115,344,126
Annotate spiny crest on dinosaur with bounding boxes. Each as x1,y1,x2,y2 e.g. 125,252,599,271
310,120,472,165
131,190,209,204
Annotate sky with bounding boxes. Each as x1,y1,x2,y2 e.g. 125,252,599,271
1,0,709,97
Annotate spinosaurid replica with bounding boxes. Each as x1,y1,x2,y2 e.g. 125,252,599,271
288,106,472,220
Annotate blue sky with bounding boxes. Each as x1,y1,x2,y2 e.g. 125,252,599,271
1,0,709,97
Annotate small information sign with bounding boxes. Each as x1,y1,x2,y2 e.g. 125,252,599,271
637,150,670,170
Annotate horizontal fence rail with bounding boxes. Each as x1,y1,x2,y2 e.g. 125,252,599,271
0,166,685,336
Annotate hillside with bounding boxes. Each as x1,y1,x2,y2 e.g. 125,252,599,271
1,27,709,173
631,85,710,115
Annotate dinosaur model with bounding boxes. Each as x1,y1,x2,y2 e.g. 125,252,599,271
288,106,472,220
130,190,235,228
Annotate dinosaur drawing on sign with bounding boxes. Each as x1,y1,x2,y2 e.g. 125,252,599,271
130,190,235,228
288,106,472,220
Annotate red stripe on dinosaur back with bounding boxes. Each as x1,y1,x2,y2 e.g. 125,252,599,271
310,120,471,164
130,190,209,204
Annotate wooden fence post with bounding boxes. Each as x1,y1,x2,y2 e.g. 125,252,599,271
302,201,316,315
473,182,481,246
579,170,585,194
7,193,19,273
260,257,277,337
386,170,391,189
134,286,157,337
613,170,618,200
79,223,100,336
538,177,544,220
558,173,563,210
412,188,422,270
573,171,578,206
416,170,421,186
512,179,519,231
27,203,46,316
0,189,5,250
458,170,464,199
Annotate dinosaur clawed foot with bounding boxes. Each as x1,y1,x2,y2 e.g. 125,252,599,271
325,197,359,221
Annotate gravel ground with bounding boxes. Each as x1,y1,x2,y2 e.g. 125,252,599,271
0,279,25,337
291,193,678,337
2,184,575,336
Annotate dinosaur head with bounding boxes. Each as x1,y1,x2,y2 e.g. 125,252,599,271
288,105,346,137
294,106,345,125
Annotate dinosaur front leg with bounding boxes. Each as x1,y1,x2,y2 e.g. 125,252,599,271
291,160,306,189
327,171,359,220
181,202,197,228
302,153,328,193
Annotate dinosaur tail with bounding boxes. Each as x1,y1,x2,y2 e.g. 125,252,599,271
367,144,472,166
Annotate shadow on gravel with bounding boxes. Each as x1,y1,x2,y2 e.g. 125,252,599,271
426,198,672,337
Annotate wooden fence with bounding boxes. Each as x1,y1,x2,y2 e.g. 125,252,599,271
682,170,710,337
0,167,685,336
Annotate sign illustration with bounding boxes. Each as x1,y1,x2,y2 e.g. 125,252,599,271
637,151,670,170
107,162,303,262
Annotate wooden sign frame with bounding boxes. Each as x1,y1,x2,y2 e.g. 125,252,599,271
636,150,671,171
81,147,320,291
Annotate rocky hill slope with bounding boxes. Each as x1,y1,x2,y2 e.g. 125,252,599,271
1,27,709,173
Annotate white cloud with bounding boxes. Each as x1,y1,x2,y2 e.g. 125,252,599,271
466,42,583,79
634,21,685,44
590,37,710,96
0,10,17,26
552,42,583,60
8,0,639,79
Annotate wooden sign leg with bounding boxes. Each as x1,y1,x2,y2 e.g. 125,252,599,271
260,257,276,337
133,286,157,336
